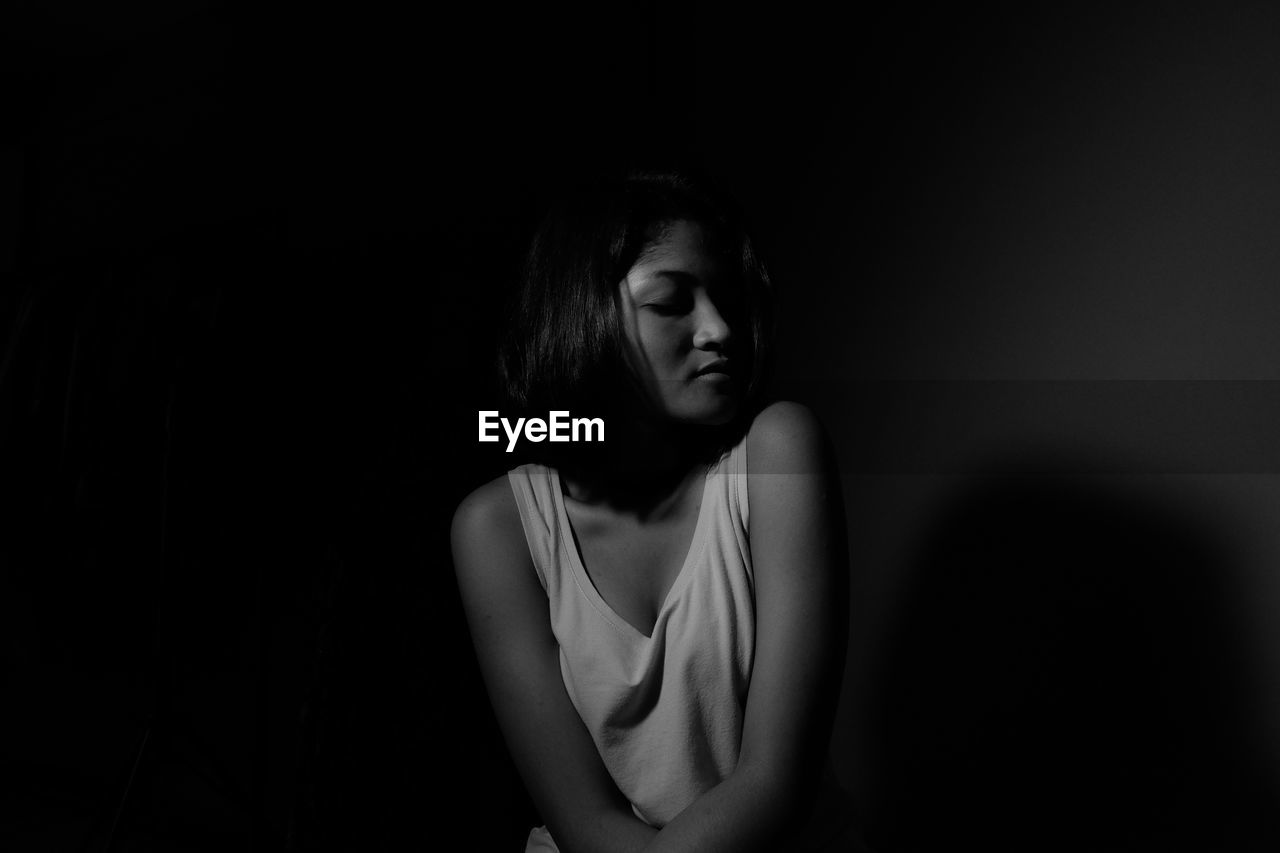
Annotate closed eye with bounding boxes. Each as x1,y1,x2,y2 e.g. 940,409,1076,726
644,301,691,316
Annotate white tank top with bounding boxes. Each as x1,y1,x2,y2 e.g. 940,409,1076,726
507,434,754,836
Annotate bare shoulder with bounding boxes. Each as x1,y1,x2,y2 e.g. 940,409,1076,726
451,473,519,544
746,400,833,476
450,473,531,583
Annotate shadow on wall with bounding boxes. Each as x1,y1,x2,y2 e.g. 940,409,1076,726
864,460,1279,852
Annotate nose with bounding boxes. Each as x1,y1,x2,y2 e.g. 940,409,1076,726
692,290,732,350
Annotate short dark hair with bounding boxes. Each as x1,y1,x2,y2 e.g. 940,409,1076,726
498,170,775,430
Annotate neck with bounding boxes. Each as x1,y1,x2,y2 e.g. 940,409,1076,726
560,415,715,512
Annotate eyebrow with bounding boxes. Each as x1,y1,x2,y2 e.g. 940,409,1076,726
650,270,699,285
629,270,697,300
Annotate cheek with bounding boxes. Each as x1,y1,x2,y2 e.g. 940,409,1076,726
634,319,691,366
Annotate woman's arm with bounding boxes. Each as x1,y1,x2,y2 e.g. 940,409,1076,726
644,401,850,852
451,477,660,853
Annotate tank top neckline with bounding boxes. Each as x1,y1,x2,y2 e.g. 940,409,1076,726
547,456,723,643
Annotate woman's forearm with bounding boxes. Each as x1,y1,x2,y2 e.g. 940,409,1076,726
554,805,659,853
641,766,801,853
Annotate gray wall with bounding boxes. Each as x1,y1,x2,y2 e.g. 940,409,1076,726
690,4,1280,847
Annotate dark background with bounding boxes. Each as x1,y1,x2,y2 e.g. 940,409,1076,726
4,2,1280,851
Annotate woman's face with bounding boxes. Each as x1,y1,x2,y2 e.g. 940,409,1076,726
619,219,745,426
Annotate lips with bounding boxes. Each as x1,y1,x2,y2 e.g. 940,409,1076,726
693,360,732,377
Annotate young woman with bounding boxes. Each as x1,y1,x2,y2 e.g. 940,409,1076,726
452,171,859,852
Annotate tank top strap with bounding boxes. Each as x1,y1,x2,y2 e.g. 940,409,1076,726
506,463,562,594
696,431,753,591
704,431,750,535
726,430,749,533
